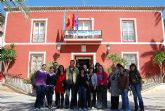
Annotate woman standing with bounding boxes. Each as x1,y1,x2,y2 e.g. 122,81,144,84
34,64,47,109
46,66,57,109
129,63,144,111
108,64,120,110
118,64,130,111
77,68,88,110
55,65,66,108
96,65,108,109
89,67,97,108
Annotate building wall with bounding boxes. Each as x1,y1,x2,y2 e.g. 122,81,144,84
4,10,164,79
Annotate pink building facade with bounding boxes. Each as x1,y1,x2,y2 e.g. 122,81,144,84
3,6,165,79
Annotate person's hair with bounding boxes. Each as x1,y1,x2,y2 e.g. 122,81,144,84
95,62,100,67
79,67,85,74
57,65,65,76
120,65,124,70
49,66,54,70
130,63,137,71
53,62,58,65
70,60,75,63
116,63,122,68
41,64,46,67
98,65,104,73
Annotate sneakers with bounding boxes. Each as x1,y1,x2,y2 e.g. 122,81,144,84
48,105,52,109
79,108,82,110
34,108,40,110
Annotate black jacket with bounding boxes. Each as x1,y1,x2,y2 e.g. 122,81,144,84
46,73,57,86
77,74,88,89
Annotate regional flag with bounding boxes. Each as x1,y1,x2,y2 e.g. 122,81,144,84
72,13,75,29
75,10,79,30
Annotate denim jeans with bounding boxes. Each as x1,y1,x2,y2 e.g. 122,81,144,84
55,93,64,107
34,85,46,108
78,87,87,108
131,83,144,111
121,89,130,111
97,85,107,109
46,86,54,106
65,84,77,108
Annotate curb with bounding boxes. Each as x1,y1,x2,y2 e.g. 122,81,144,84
2,83,31,95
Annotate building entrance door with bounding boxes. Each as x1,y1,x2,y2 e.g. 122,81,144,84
75,56,93,69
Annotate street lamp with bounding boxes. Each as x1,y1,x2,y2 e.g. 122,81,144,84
106,43,110,52
56,43,61,52
163,40,165,51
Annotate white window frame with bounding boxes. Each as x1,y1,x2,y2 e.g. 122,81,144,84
122,52,139,70
78,18,94,30
30,18,48,43
120,18,138,42
28,51,46,78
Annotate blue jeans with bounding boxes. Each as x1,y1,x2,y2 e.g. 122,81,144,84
35,85,46,108
121,89,130,111
78,87,87,108
131,83,144,111
65,84,77,108
46,86,54,106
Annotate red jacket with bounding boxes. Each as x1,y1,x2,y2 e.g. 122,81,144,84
96,72,108,86
55,73,66,94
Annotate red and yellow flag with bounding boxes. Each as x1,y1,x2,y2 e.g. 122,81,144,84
66,15,70,28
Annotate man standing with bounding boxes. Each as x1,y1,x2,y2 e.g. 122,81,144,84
53,62,58,74
65,60,79,109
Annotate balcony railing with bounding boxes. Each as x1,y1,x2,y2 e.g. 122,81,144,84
64,30,102,41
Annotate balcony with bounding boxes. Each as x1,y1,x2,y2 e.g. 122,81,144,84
64,30,102,42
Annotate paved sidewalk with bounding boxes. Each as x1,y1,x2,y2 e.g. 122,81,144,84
0,84,165,111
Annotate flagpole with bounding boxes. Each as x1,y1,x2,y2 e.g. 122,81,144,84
76,7,78,38
63,8,66,30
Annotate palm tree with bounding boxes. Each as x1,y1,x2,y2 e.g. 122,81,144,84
153,51,165,82
0,13,5,26
141,39,164,82
0,44,16,78
0,0,29,18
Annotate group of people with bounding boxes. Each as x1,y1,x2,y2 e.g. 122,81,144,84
33,60,144,111
108,63,144,111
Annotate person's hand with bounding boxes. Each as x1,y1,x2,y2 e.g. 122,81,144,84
109,89,111,93
101,82,103,85
94,86,96,90
86,81,89,85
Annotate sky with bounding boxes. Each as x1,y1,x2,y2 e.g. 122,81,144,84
0,0,165,17
26,0,165,7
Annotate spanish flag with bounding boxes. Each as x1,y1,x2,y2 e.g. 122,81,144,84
66,15,70,28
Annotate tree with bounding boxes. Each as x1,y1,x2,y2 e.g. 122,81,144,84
141,39,164,79
106,53,128,66
0,14,5,26
0,0,29,18
0,44,16,78
153,51,165,82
